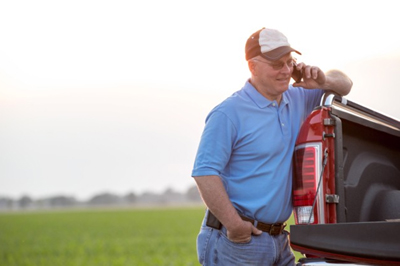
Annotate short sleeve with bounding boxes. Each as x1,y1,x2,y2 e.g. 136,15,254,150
191,110,237,177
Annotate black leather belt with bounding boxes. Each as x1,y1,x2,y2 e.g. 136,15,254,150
206,210,286,236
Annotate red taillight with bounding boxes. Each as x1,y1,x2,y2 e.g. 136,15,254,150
293,144,323,224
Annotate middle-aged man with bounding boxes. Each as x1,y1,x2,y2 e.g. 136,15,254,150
191,27,353,265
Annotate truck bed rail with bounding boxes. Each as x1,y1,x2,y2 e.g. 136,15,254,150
321,93,400,135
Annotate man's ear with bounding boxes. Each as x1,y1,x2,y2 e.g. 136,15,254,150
248,60,257,76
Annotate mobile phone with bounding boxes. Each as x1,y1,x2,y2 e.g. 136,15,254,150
206,210,222,230
291,63,303,83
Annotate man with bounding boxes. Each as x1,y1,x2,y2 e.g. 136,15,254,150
191,28,352,265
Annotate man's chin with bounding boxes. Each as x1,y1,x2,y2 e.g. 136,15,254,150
276,82,290,92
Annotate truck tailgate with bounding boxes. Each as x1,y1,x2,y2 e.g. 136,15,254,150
290,222,400,264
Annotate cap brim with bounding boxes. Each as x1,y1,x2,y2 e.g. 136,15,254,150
260,46,301,61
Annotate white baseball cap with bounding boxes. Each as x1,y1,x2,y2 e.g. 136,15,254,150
245,28,301,61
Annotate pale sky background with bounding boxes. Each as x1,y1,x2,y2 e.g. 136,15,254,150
1,0,400,201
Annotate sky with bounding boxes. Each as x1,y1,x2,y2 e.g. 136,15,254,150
1,0,400,201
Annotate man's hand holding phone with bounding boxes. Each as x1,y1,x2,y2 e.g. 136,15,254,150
291,62,303,83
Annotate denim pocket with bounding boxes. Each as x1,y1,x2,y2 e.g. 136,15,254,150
214,230,263,265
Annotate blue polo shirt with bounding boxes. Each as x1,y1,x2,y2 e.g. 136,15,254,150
192,81,324,223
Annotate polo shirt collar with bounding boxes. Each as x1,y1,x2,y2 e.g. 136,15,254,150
243,80,289,109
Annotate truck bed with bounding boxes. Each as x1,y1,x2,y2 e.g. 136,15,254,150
331,99,400,223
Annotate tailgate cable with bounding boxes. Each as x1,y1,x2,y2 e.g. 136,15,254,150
308,148,329,224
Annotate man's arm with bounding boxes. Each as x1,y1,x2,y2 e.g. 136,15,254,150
194,175,262,243
319,69,353,95
294,63,353,96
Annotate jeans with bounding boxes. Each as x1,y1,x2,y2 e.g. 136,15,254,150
196,212,295,266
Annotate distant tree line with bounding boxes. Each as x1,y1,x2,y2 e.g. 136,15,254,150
0,186,202,211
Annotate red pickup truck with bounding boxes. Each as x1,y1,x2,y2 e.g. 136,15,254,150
290,93,400,265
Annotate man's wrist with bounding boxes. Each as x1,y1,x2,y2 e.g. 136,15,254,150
223,213,246,231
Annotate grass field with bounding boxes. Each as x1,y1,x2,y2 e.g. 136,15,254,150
0,207,302,265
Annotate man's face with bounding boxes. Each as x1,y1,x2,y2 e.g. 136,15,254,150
250,53,294,100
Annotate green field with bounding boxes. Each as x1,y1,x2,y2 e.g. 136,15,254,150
0,207,302,265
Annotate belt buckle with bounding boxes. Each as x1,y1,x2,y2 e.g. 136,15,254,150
269,223,286,235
